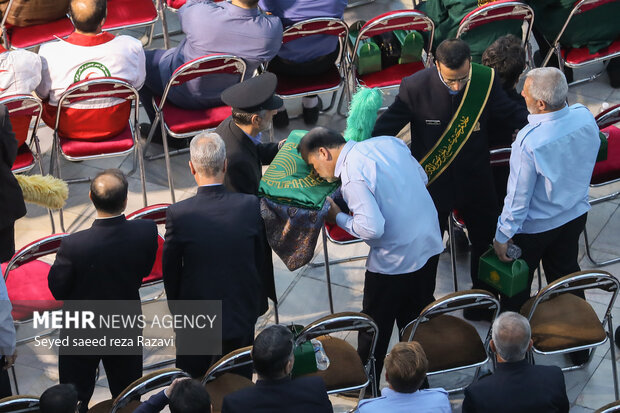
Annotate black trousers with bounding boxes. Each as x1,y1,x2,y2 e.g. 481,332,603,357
0,224,15,263
176,329,254,379
501,213,588,312
357,254,440,380
0,357,10,398
59,354,142,413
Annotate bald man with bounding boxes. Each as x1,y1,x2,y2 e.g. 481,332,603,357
48,169,158,412
36,0,145,141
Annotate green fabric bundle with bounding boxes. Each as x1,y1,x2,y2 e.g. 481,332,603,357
259,130,340,210
344,86,382,142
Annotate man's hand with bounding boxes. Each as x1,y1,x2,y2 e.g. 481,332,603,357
493,238,513,263
165,377,190,398
277,139,286,150
325,196,341,224
3,351,17,371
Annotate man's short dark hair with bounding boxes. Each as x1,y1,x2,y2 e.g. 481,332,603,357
482,34,526,90
435,39,471,70
231,108,264,126
385,342,429,393
251,325,294,379
70,0,107,33
168,379,212,413
297,127,346,163
90,168,128,214
40,384,78,413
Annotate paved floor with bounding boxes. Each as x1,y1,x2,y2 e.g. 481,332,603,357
8,0,620,411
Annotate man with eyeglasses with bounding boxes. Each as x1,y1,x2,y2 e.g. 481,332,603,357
373,39,528,321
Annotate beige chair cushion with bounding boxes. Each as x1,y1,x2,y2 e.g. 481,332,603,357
521,293,606,352
304,335,368,390
87,399,141,413
401,314,487,372
205,373,254,413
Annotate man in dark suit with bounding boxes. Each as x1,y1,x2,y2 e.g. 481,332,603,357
373,39,528,320
0,104,26,264
48,169,158,412
162,132,264,378
215,73,285,317
222,324,333,413
462,312,569,413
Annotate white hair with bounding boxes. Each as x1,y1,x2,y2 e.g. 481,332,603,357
525,67,568,110
190,132,226,176
491,311,531,362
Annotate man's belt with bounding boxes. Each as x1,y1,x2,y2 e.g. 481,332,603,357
420,63,495,185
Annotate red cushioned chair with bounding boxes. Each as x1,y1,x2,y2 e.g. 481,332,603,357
350,10,435,107
309,222,366,314
584,103,620,266
2,232,69,394
456,0,534,66
541,0,620,86
49,77,147,231
267,17,350,116
1,95,57,233
143,54,246,203
102,0,158,46
126,203,170,303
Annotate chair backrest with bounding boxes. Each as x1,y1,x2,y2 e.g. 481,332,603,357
112,368,188,413
159,54,246,110
202,346,254,385
523,270,619,322
0,395,39,413
0,94,43,148
280,18,349,65
597,103,620,129
126,204,170,225
401,289,500,342
4,233,69,276
354,10,435,66
456,0,534,46
595,400,620,413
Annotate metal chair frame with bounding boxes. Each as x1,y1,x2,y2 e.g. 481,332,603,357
456,0,535,67
541,0,620,86
596,401,620,413
143,54,246,203
350,10,435,107
400,290,500,392
49,77,147,231
523,271,619,399
201,346,254,385
111,368,188,413
267,17,350,116
0,395,39,412
584,103,620,266
294,312,379,398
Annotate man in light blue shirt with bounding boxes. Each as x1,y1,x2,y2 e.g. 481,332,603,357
493,67,600,312
357,342,450,413
298,127,444,381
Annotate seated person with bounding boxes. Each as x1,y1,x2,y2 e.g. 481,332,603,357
0,0,70,27
0,47,43,145
134,378,212,413
418,0,524,62
356,342,450,413
222,324,333,413
462,312,569,413
40,384,79,413
35,0,145,140
527,0,620,87
139,0,283,133
481,34,526,207
259,0,347,125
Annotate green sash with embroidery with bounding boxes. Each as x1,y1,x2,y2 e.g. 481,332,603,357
420,63,494,185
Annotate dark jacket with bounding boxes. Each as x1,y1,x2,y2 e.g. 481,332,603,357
222,376,333,413
462,359,569,413
0,105,26,232
48,215,158,301
162,185,264,340
373,66,528,211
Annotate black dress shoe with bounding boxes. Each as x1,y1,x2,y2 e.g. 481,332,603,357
463,308,494,322
273,110,289,129
568,349,591,366
303,104,320,125
615,326,620,346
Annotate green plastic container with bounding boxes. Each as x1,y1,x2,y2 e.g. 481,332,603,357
597,131,608,162
478,247,529,297
288,324,318,378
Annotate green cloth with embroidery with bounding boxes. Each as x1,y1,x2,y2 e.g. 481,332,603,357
258,130,340,210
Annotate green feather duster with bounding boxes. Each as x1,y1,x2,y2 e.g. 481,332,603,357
343,86,383,142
